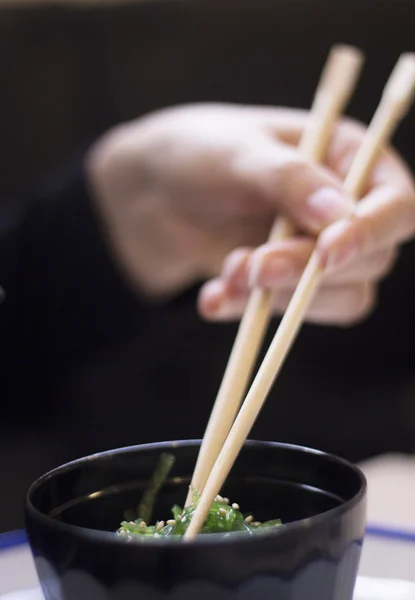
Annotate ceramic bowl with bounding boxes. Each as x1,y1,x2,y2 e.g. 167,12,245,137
26,440,367,599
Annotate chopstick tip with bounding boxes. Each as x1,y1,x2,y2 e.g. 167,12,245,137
319,44,365,105
383,52,415,114
331,44,364,63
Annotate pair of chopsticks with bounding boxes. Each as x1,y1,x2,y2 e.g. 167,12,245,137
184,48,415,539
185,45,363,508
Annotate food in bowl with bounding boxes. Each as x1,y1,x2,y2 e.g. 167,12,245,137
116,452,282,539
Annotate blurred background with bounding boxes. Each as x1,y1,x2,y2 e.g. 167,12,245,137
1,0,415,531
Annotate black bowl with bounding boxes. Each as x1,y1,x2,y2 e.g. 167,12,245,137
25,440,367,600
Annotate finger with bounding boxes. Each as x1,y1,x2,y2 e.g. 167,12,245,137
199,277,376,326
256,107,365,165
221,241,398,291
198,278,228,317
253,106,309,145
221,247,254,293
222,241,311,293
232,139,354,235
273,282,376,326
325,120,415,191
259,108,414,189
250,244,397,286
317,183,415,270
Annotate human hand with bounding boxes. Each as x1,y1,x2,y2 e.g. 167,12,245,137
197,109,415,325
87,104,415,325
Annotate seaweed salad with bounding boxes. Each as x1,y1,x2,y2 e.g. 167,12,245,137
117,454,281,539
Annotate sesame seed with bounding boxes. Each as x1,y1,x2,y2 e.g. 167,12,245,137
219,508,227,515
129,521,136,526
216,494,224,502
232,503,240,510
245,515,253,524
223,498,230,504
156,521,165,531
118,529,127,537
253,521,261,527
139,521,146,528
177,514,182,521
166,519,176,526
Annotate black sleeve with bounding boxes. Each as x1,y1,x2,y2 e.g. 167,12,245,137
0,157,155,418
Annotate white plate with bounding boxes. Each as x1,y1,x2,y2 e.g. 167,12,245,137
2,577,415,600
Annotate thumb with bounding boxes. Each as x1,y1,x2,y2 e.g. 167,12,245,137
233,140,354,235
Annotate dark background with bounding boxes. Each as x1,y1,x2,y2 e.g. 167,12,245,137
1,0,415,531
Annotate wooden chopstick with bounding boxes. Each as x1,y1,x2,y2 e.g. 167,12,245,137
184,53,415,538
185,45,364,506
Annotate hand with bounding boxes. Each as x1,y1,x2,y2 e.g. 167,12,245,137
87,104,415,326
197,110,415,326
87,103,352,297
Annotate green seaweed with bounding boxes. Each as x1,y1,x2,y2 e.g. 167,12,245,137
137,453,176,524
117,453,281,539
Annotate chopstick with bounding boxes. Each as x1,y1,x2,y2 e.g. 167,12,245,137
184,52,415,539
185,45,364,507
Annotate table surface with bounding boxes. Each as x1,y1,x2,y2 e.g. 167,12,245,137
1,453,415,598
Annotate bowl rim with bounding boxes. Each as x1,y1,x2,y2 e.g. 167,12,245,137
25,439,367,550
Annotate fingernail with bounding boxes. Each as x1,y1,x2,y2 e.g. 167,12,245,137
202,295,244,322
249,252,293,288
307,187,354,229
210,303,239,321
223,250,249,283
199,280,225,314
319,220,360,271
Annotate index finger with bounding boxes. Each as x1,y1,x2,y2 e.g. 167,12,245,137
262,108,414,190
317,121,415,266
324,119,415,192
260,108,415,264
